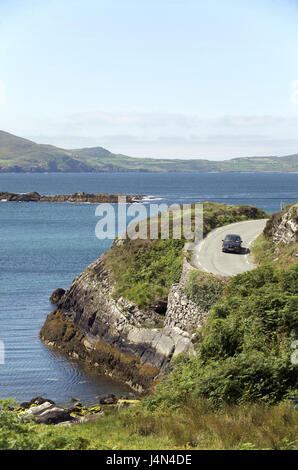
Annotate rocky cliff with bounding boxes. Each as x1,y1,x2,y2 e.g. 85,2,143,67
40,253,207,393
264,202,298,246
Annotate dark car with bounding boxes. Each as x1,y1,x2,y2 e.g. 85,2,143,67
222,234,242,253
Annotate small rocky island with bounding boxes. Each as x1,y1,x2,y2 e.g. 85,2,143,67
0,191,144,203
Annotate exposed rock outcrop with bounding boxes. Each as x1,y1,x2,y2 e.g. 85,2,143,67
50,288,66,304
272,203,298,245
40,255,208,392
18,399,104,425
264,203,297,245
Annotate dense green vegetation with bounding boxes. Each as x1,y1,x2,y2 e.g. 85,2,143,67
104,238,185,309
1,130,298,172
200,202,267,236
103,202,267,308
185,271,228,311
1,399,297,450
143,263,298,409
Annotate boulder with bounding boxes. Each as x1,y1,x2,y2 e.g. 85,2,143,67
30,396,55,406
50,288,66,304
19,396,55,410
99,394,118,405
21,401,73,425
25,192,41,201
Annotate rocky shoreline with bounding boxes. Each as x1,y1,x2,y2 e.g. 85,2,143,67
40,255,208,393
0,191,145,203
10,394,139,426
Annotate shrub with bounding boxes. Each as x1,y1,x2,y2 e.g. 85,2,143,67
185,271,228,311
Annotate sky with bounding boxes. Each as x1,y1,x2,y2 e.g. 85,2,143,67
0,0,298,159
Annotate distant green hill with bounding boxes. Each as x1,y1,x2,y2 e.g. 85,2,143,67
0,129,297,173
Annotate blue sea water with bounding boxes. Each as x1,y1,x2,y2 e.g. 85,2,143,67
0,172,297,405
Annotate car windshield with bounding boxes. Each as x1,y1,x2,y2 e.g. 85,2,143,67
225,235,240,241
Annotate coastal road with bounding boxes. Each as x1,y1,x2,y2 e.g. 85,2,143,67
191,219,268,277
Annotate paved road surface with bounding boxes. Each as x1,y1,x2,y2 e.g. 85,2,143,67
191,219,268,276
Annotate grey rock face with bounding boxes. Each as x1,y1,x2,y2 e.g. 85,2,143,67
53,257,179,371
272,203,298,246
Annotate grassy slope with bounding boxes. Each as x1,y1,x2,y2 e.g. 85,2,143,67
1,130,298,172
251,204,298,268
251,233,298,267
1,400,297,450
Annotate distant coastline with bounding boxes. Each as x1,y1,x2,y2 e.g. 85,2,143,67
1,169,298,174
0,130,298,174
0,191,144,204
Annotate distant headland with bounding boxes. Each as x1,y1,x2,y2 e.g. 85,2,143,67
0,130,298,173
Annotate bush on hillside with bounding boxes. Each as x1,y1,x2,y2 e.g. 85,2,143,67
185,271,228,311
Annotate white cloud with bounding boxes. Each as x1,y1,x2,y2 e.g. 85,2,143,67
67,111,201,130
64,111,298,135
4,109,298,159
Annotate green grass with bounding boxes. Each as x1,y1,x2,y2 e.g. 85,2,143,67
251,233,298,267
200,201,267,237
1,400,297,450
1,203,297,451
251,204,297,267
103,238,185,309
